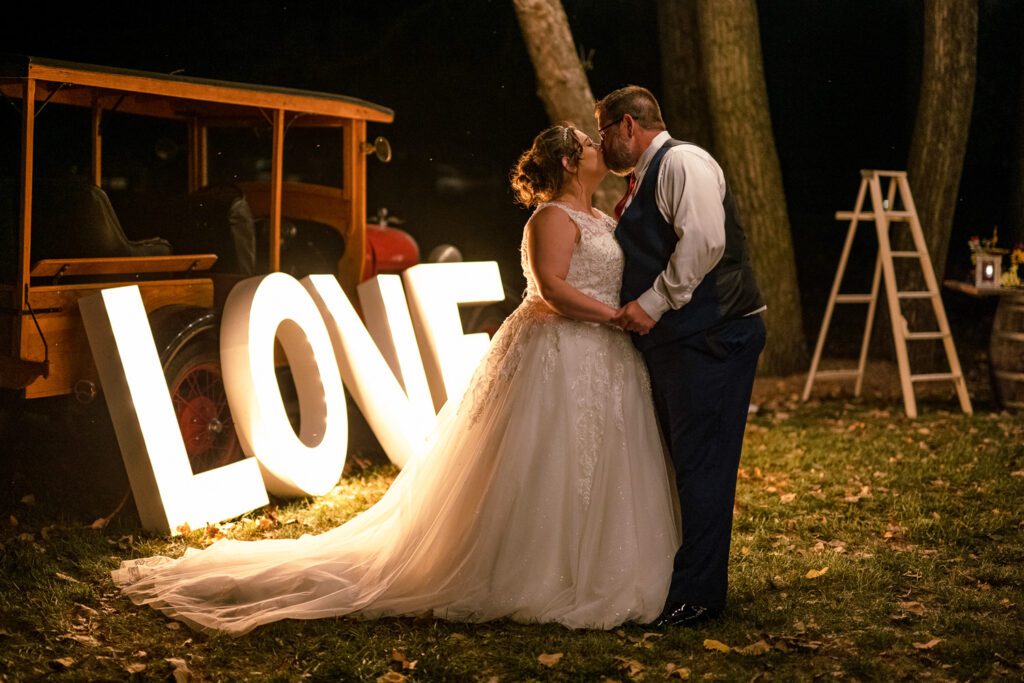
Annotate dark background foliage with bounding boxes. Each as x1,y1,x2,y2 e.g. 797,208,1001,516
2,0,1021,339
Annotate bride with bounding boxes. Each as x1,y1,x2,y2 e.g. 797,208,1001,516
112,124,679,635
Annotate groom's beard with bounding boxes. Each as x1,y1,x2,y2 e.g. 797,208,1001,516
601,138,634,175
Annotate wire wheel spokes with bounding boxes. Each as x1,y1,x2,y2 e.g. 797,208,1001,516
170,360,243,474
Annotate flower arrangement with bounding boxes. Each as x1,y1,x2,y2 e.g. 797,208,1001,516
967,226,1008,264
1000,244,1024,288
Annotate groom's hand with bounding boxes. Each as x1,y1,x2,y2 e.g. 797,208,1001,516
614,301,656,335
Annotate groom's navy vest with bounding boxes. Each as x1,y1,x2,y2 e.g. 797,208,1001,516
616,139,763,351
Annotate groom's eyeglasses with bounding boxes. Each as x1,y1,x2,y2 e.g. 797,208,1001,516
598,117,624,142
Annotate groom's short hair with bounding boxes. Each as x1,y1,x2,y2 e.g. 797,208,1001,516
595,86,666,131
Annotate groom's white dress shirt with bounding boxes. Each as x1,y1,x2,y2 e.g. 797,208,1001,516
623,131,764,322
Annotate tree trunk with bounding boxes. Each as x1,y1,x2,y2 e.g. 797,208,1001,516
907,0,977,279
889,0,976,370
696,0,808,376
512,0,624,214
1010,28,1024,248
656,0,714,151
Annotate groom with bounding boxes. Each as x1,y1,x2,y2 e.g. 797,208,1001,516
597,86,766,628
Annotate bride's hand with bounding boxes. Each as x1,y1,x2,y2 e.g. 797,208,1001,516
609,306,630,330
613,301,655,335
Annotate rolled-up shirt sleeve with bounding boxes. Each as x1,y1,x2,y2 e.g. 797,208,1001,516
635,146,727,321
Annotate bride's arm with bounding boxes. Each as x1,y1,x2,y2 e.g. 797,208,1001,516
526,206,620,324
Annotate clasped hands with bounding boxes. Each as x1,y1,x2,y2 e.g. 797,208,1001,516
611,300,656,335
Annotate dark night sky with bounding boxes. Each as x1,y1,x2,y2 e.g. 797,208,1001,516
3,0,1022,340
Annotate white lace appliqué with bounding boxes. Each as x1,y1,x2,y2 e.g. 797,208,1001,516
458,203,635,504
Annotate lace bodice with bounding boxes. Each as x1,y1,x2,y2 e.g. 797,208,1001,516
521,202,623,308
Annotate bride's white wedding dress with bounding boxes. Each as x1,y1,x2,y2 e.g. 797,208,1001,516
113,202,679,635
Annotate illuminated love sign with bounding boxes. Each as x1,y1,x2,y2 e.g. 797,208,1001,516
80,262,504,534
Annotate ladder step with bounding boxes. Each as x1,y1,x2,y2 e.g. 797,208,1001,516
994,369,1024,381
891,251,922,258
835,294,873,303
835,210,914,221
910,373,960,383
814,370,860,380
897,291,934,299
904,331,949,341
862,170,907,178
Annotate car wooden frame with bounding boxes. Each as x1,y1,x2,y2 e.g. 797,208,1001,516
0,55,416,471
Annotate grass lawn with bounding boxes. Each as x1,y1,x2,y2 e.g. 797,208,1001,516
1,397,1022,681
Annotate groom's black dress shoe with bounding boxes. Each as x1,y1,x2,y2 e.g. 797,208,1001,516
652,602,720,629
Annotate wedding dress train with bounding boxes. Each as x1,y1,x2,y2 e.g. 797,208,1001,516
113,202,679,635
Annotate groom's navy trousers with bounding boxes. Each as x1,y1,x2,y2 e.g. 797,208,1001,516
616,139,765,612
642,316,764,610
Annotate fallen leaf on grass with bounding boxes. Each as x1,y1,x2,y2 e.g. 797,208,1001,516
391,650,417,671
615,656,645,677
804,567,829,579
735,639,771,656
377,673,407,683
20,494,35,506
537,652,563,667
56,572,82,584
67,633,101,647
166,657,192,683
913,638,941,650
665,663,691,679
898,601,927,616
631,631,663,649
704,639,731,653
124,662,146,674
844,486,872,503
1011,470,1024,477
50,657,76,670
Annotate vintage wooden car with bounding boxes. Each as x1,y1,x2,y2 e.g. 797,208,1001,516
0,56,418,472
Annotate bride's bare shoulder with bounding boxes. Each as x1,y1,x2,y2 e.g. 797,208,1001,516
527,204,580,243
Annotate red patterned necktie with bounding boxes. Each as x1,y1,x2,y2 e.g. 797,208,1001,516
614,172,637,220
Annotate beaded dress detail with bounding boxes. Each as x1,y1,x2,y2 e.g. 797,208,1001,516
112,202,678,636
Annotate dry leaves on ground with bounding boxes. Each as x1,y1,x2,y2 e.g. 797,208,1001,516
665,662,691,679
734,640,772,656
166,657,192,683
704,639,731,653
615,656,645,677
49,657,76,670
537,652,563,667
805,567,829,579
913,638,941,650
898,601,927,616
391,649,417,671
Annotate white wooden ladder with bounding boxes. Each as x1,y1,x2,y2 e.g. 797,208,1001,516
801,170,973,418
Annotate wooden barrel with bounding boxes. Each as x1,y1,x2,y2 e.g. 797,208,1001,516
991,292,1024,410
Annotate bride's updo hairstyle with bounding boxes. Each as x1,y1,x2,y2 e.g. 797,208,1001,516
510,124,584,208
